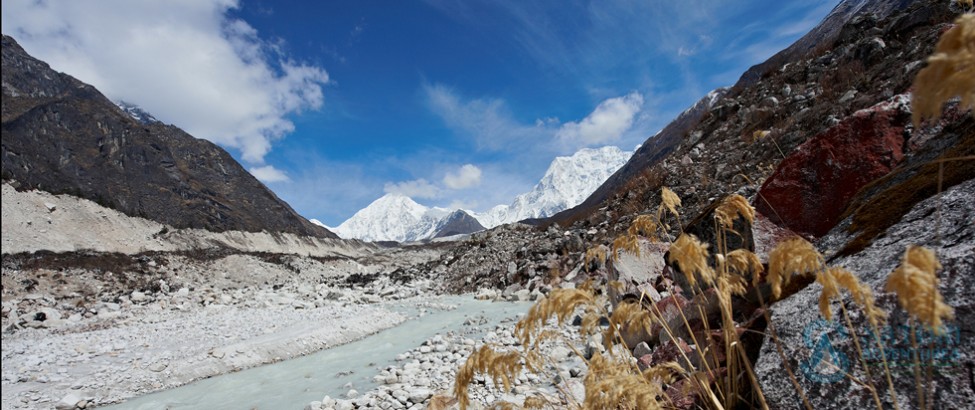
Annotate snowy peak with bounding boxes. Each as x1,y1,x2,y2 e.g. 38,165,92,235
334,146,632,240
116,101,160,125
331,193,463,242
475,146,632,227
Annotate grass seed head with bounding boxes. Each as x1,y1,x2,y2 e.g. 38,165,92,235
613,234,640,260
912,13,975,126
767,237,824,299
817,267,887,326
669,234,715,288
885,246,954,334
714,194,755,230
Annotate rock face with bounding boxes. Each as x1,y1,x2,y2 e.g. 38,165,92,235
0,35,334,238
755,95,912,237
431,210,485,239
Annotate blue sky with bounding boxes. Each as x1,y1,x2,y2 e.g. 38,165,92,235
1,0,838,226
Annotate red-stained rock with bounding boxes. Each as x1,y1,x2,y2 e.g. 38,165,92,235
755,94,912,237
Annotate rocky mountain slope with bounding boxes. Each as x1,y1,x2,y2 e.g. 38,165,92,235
0,35,335,238
406,0,973,407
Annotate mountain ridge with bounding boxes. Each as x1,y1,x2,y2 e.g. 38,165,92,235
0,35,336,238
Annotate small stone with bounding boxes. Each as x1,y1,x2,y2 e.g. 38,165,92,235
44,202,57,212
633,342,652,358
54,394,82,410
345,389,359,399
131,291,147,303
408,388,432,403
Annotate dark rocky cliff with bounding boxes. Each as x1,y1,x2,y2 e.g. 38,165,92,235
1,35,336,238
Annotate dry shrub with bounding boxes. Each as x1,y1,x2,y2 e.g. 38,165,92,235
767,237,823,299
912,13,975,126
885,246,954,333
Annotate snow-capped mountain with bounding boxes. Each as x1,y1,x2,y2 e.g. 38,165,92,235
474,146,632,228
331,193,458,242
333,146,631,241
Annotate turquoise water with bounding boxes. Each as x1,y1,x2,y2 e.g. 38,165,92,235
99,297,528,410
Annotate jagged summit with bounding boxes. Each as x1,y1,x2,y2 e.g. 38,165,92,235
334,145,632,241
475,146,632,227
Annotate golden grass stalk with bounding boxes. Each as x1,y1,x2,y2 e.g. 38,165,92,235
669,234,715,288
659,187,682,221
583,352,666,409
603,300,653,351
514,288,598,347
613,234,640,260
714,194,755,230
454,345,523,410
816,267,887,327
885,246,954,334
628,214,660,241
912,13,975,126
767,237,823,299
724,249,764,287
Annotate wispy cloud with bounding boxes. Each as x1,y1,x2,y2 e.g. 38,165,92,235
0,0,329,164
384,179,441,199
423,83,551,151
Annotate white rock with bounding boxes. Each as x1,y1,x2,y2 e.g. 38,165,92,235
44,202,57,212
54,393,82,410
131,291,147,303
408,388,432,403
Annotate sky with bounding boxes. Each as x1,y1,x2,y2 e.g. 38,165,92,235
1,0,839,226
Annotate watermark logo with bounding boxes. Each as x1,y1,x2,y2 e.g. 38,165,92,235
798,320,962,384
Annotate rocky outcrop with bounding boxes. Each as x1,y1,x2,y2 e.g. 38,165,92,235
431,210,485,239
1,35,335,238
755,95,912,237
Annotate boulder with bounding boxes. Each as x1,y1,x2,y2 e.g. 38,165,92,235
755,95,912,237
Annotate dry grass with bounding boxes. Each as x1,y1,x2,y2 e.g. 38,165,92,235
912,13,975,126
668,234,715,288
767,237,823,299
713,194,755,230
885,246,954,334
816,267,886,327
454,345,524,410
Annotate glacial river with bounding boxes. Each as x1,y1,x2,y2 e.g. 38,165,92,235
100,297,530,410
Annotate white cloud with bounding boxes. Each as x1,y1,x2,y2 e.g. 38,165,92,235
0,0,328,164
383,179,441,199
249,165,290,183
556,92,643,147
443,164,482,189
